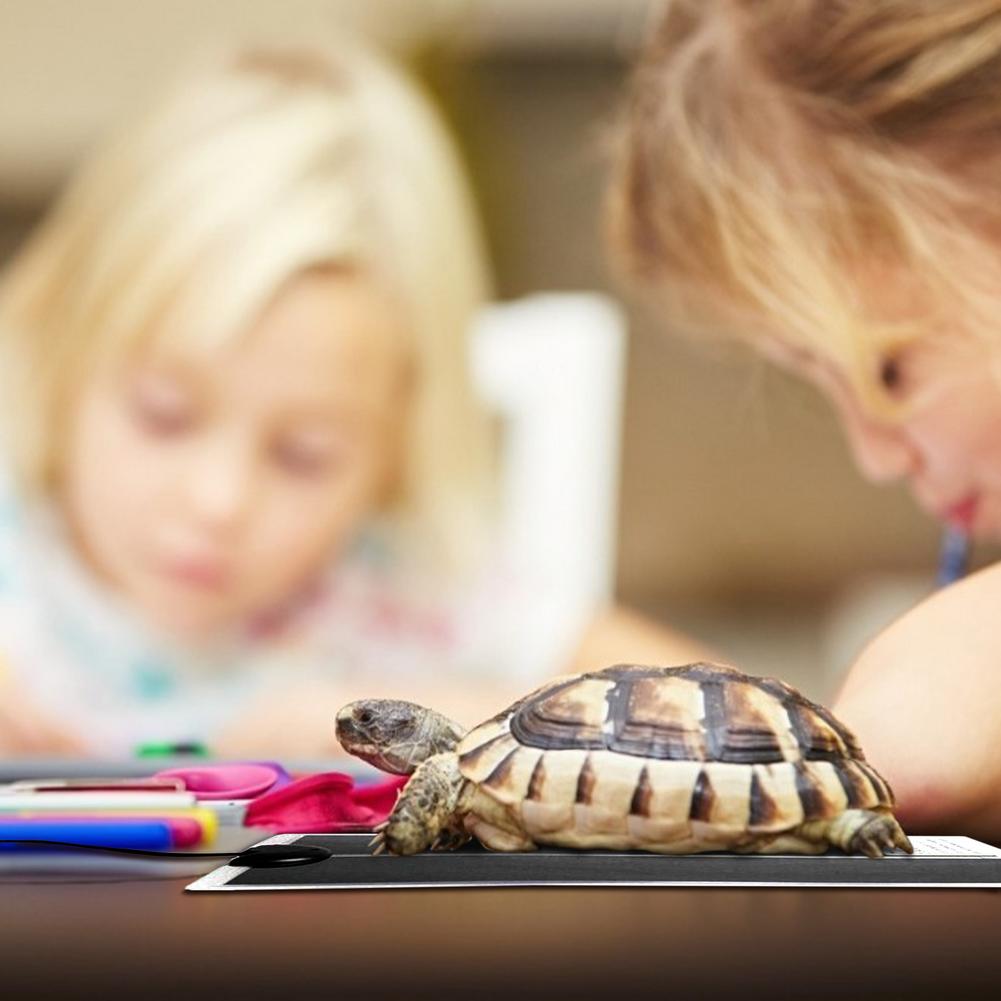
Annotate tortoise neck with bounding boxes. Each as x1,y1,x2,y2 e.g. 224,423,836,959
385,708,465,774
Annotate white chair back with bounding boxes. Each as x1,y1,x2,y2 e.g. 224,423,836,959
471,292,627,607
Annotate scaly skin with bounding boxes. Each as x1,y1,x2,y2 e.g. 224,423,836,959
336,700,465,775
370,752,467,856
801,808,913,858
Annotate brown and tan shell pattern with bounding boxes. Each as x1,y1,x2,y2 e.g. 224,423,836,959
455,663,894,852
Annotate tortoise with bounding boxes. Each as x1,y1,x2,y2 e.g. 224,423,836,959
335,662,913,858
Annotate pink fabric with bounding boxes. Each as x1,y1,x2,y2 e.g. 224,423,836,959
244,772,406,833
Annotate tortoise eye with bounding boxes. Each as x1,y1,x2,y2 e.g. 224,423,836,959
356,709,375,726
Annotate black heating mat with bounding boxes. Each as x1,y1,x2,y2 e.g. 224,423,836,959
187,834,1001,891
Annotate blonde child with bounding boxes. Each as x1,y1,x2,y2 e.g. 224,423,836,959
0,40,703,758
613,0,1001,840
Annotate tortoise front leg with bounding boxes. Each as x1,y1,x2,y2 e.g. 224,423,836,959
371,823,467,853
370,752,465,856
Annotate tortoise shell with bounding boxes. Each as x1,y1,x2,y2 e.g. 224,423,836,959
455,663,893,850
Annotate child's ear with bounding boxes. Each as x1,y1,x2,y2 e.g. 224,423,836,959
373,359,414,512
374,461,404,511
372,413,408,512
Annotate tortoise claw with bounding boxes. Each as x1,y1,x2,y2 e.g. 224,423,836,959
893,827,914,854
858,835,884,860
430,828,470,852
369,824,391,855
849,813,911,859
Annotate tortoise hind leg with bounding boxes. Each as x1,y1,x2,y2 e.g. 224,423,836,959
799,808,914,858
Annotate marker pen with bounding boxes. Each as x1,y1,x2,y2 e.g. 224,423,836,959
0,818,175,851
0,792,197,812
136,742,210,758
937,526,970,587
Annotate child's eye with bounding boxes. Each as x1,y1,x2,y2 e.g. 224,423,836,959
131,380,197,436
271,437,339,478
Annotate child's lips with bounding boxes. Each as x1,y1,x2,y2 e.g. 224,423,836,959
940,495,980,532
161,557,232,591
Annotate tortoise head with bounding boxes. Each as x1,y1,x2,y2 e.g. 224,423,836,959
335,699,466,776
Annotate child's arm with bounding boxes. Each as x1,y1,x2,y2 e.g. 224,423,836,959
214,674,531,758
0,658,89,756
216,609,713,758
566,604,717,675
832,560,1001,842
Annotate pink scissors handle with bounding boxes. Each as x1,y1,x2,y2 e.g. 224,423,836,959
154,763,283,800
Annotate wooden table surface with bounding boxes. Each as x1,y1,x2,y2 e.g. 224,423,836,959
3,876,1000,999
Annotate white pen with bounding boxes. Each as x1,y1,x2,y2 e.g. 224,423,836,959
0,791,197,812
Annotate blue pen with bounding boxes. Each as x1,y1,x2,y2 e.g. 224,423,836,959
937,526,970,587
0,819,174,852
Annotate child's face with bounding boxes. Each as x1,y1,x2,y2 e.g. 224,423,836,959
60,269,409,639
767,331,1001,542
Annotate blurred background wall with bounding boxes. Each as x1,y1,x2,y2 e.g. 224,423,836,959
2,0,992,699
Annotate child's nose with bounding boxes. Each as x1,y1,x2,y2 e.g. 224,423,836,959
182,442,256,529
842,412,919,484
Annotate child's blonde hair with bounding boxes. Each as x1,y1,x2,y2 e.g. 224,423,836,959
0,39,492,566
612,0,1001,413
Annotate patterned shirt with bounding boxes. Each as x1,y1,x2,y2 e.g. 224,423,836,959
0,465,591,754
